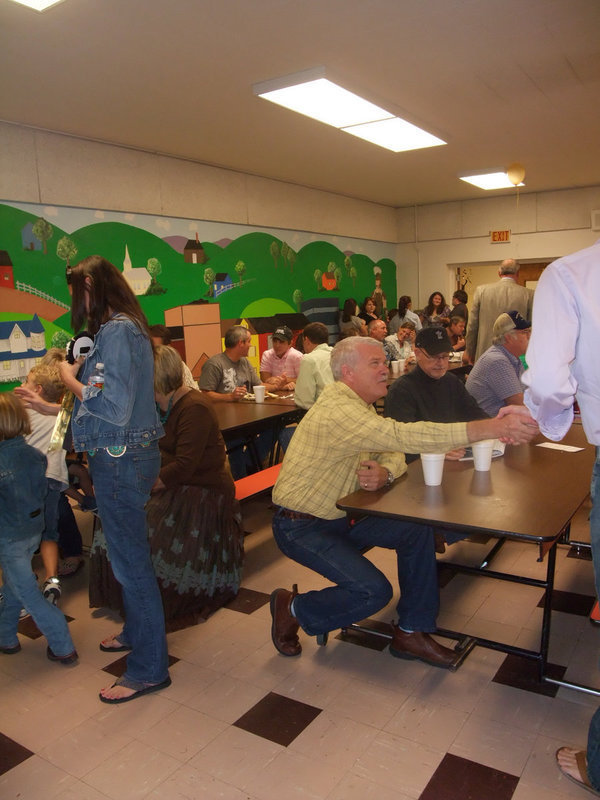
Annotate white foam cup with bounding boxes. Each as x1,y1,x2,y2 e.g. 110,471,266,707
398,358,406,374
253,385,266,403
421,453,445,486
472,439,494,471
390,360,399,375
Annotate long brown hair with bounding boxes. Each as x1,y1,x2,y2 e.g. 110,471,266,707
69,256,150,337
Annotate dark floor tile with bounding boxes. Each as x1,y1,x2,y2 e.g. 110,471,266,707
493,654,566,697
0,731,34,776
420,753,519,800
18,613,74,639
233,691,321,746
567,545,593,561
437,565,457,588
537,589,595,616
225,587,270,614
335,619,391,651
102,653,179,678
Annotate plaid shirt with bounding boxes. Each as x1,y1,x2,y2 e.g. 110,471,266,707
273,381,468,519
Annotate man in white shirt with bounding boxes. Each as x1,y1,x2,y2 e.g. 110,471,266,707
522,240,600,795
294,322,333,410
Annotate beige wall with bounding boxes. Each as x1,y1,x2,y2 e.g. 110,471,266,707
396,188,600,309
2,120,599,313
0,122,397,244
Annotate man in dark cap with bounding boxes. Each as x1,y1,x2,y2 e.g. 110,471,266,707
385,326,488,464
260,325,303,391
466,310,532,416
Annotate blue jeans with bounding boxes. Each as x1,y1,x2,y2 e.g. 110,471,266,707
0,532,75,656
88,444,168,684
590,448,600,603
588,706,600,791
272,510,438,636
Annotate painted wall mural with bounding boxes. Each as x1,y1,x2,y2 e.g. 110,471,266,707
0,201,397,388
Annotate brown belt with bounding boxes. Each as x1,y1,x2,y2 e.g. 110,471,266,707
275,506,317,521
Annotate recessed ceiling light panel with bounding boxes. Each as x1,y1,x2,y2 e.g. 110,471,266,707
9,0,65,9
343,117,446,153
459,170,525,190
256,78,393,129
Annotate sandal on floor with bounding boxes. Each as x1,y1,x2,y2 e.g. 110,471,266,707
99,674,172,704
0,642,21,655
99,634,132,652
556,747,600,796
58,557,84,578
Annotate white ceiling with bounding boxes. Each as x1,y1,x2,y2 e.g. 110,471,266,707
1,0,600,208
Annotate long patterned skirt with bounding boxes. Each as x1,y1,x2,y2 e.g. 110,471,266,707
89,484,244,630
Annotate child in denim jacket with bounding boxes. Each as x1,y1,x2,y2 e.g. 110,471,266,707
0,392,77,663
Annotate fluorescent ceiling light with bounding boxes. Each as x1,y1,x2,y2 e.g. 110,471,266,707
343,117,446,153
459,171,525,190
256,78,393,129
253,67,445,153
9,0,65,9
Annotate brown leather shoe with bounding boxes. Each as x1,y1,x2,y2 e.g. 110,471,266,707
389,625,458,671
270,584,301,656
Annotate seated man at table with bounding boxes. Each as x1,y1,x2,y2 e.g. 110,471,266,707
198,325,268,478
385,326,488,464
294,322,333,410
270,336,538,669
466,310,531,417
445,316,467,353
367,317,387,344
260,326,303,391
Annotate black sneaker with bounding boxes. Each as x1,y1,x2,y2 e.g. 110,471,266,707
42,577,61,605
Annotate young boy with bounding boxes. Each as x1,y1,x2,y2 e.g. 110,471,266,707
21,364,69,604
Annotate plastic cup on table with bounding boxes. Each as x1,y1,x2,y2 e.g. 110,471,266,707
253,385,266,403
472,439,494,471
421,453,445,486
398,358,406,374
390,360,399,376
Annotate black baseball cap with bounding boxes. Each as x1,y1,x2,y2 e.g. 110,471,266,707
415,326,451,355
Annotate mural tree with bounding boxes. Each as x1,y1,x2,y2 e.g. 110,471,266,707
51,329,70,349
56,235,78,266
270,240,280,269
32,217,53,255
292,289,303,310
204,267,216,297
288,248,296,274
281,241,289,268
344,255,352,274
146,257,162,281
334,266,343,289
313,268,322,291
349,266,357,287
235,260,246,286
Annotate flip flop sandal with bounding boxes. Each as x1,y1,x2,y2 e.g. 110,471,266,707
99,674,172,704
99,634,132,652
556,748,600,796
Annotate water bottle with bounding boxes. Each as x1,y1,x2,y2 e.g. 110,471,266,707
88,362,104,390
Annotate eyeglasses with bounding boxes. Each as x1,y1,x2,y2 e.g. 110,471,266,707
420,350,450,362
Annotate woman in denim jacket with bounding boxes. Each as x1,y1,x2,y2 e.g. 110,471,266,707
60,256,169,703
0,393,77,663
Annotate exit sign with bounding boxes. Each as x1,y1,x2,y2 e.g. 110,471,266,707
490,229,511,243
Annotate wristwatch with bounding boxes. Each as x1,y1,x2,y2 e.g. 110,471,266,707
384,469,394,487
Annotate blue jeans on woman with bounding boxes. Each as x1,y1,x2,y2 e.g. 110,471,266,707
272,510,439,636
88,443,168,685
0,532,75,656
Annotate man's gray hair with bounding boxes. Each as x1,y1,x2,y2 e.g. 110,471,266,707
331,336,383,380
499,258,519,275
224,325,250,349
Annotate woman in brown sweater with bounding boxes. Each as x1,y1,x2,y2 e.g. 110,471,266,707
90,346,243,626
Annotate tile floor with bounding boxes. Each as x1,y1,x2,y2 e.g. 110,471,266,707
1,496,599,800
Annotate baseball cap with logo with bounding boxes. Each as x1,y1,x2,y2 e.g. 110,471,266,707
415,326,451,355
493,310,531,341
272,326,293,342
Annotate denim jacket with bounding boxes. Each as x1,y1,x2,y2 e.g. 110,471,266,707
71,314,163,451
0,436,47,540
